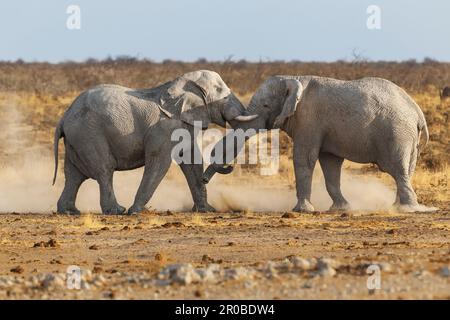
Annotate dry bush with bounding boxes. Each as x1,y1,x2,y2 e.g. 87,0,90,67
0,59,448,172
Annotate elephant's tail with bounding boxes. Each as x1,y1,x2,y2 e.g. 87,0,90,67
417,110,429,154
52,120,64,186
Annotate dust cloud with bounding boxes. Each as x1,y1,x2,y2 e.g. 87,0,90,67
208,169,396,212
0,156,397,213
0,100,398,214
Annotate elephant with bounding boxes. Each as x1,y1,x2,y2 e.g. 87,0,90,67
52,70,257,215
203,75,430,212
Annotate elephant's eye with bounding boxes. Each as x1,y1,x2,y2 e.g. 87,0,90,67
263,104,269,108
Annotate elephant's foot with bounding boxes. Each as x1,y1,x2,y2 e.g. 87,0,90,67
102,204,126,215
192,203,216,213
329,200,351,211
57,202,81,215
127,204,145,215
293,199,315,212
393,202,438,213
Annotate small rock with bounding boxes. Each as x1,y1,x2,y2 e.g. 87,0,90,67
316,258,340,270
379,262,393,273
317,266,336,277
80,280,91,290
161,222,185,228
89,244,99,250
194,289,204,298
81,269,93,281
439,266,450,277
0,277,15,287
10,266,24,274
159,264,201,285
290,257,315,271
41,273,64,289
103,290,115,299
264,261,279,278
47,239,58,247
197,264,220,282
302,282,313,289
281,212,296,219
225,267,254,281
413,269,431,278
202,254,212,263
316,258,339,277
92,266,103,273
33,239,58,248
50,259,62,265
276,259,293,273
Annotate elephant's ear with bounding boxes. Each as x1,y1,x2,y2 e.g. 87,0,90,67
165,79,210,129
273,79,303,129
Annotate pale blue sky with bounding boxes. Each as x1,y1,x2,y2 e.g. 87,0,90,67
1,0,449,62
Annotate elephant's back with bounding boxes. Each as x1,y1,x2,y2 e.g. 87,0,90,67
308,77,420,125
64,85,158,135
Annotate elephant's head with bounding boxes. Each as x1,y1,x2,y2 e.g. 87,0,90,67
247,76,304,129
202,76,304,183
162,70,258,129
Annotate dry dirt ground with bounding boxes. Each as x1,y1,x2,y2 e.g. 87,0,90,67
0,208,449,300
0,68,449,300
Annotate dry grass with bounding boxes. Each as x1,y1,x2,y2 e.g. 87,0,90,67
190,214,205,226
145,216,166,227
2,60,447,170
0,59,448,208
80,213,105,229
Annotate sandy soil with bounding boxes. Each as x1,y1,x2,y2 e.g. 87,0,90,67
1,208,449,300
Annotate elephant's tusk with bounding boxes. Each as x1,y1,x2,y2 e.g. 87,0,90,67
233,114,258,122
158,106,173,118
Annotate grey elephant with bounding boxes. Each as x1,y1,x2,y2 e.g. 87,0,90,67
204,75,429,212
53,70,257,215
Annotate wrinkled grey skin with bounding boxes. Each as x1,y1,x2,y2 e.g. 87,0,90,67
204,76,429,212
53,70,256,215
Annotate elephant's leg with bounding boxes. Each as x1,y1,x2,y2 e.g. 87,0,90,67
292,140,319,212
128,150,172,215
393,146,418,207
393,173,418,208
97,172,126,215
70,134,125,215
57,155,87,215
318,152,350,211
382,146,418,210
178,133,215,212
180,163,216,212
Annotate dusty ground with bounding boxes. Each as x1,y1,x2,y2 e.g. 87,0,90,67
0,62,448,300
0,208,449,300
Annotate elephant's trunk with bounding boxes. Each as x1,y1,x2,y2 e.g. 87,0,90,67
202,163,233,184
202,130,256,184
